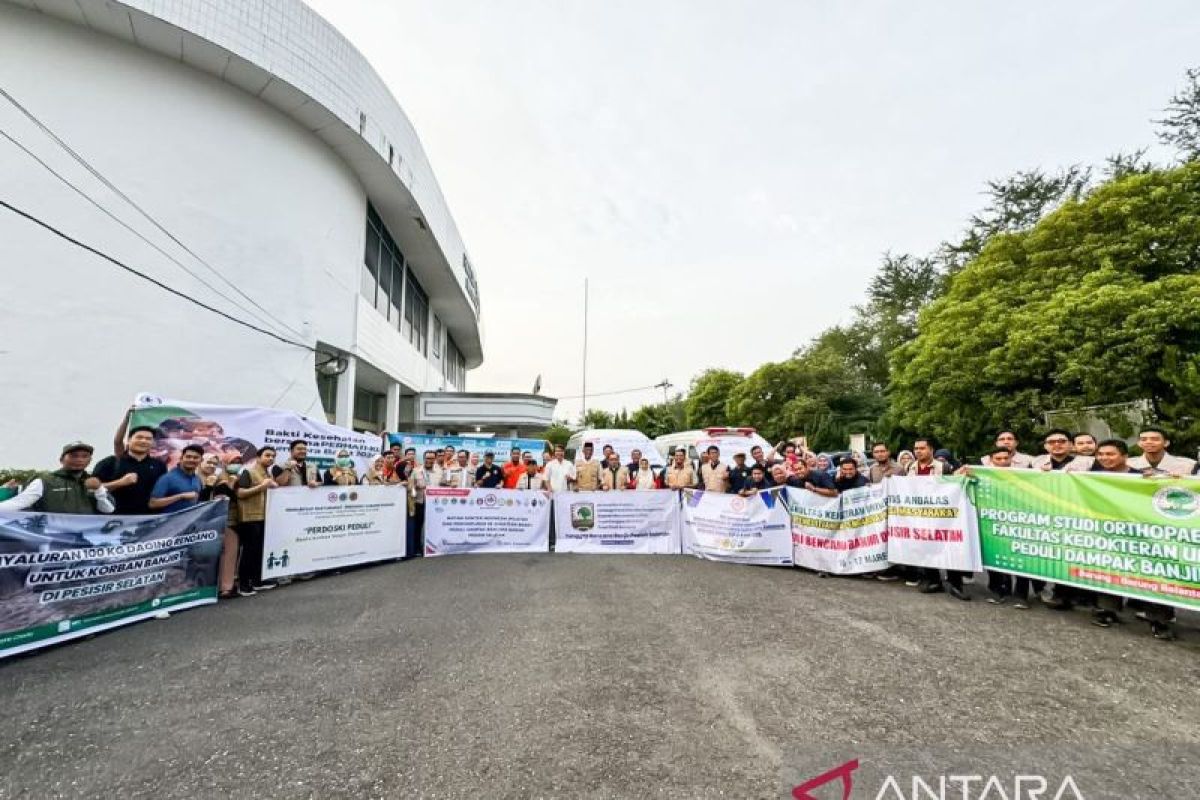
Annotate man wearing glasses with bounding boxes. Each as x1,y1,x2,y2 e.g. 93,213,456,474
1031,429,1094,472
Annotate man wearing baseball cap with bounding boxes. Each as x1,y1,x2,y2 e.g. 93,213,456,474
0,441,115,514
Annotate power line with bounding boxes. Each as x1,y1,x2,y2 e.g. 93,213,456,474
0,86,308,343
0,127,295,339
0,198,314,352
558,383,667,400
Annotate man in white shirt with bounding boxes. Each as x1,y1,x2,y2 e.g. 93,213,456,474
543,445,576,493
1128,426,1197,476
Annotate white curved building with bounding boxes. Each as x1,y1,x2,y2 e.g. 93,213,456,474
0,0,553,464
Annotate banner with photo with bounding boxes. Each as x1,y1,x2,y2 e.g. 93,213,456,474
0,501,224,660
130,392,382,472
681,488,793,566
790,484,890,574
884,476,982,572
972,468,1200,610
553,491,682,554
262,485,407,578
424,488,551,555
387,433,549,462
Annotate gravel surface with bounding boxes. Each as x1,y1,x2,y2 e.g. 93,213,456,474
2,556,1198,798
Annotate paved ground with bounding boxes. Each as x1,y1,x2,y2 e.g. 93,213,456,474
2,556,1199,799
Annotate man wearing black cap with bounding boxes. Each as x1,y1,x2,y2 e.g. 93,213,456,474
93,425,167,515
0,441,115,514
728,452,753,495
474,451,504,488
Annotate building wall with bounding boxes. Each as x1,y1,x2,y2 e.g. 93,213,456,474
0,4,434,464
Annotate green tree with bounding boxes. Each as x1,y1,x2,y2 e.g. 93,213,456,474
630,398,686,439
579,408,614,429
540,420,573,447
684,369,744,428
1155,66,1200,161
889,162,1200,455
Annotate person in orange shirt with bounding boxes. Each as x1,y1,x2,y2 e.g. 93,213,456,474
501,446,524,489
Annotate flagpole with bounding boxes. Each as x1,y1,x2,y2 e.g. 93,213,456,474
581,277,589,418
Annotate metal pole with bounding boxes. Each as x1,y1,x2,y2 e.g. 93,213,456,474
581,277,589,418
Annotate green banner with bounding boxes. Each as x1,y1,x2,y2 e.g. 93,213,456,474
972,468,1200,610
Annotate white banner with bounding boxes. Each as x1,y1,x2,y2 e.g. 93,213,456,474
884,476,982,572
789,484,890,574
130,393,382,473
262,485,406,578
553,491,681,554
424,488,551,555
681,488,793,566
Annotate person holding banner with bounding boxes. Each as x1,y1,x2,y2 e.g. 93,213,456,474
475,452,505,488
363,456,389,485
906,439,970,600
408,450,436,557
781,461,837,498
665,449,695,489
324,450,360,486
0,441,115,514
600,452,630,491
93,425,167,515
1032,429,1094,472
576,442,602,491
235,445,281,595
632,457,659,490
833,460,868,493
1128,426,1197,476
738,465,772,496
544,445,576,492
441,450,473,488
982,430,1035,468
697,446,730,493
279,440,322,488
201,455,242,598
515,455,548,490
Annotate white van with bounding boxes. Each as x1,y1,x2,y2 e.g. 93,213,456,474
565,429,665,467
653,427,774,464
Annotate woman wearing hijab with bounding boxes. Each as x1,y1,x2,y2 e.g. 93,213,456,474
325,449,359,486
363,456,389,486
632,457,658,490
201,454,242,599
896,450,915,474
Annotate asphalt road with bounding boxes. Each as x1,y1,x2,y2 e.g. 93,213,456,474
2,556,1199,799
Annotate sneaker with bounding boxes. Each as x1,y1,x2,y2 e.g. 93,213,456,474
946,583,971,602
917,581,945,595
296,572,316,581
154,611,170,620
904,579,920,587
987,596,1007,605
251,582,277,591
237,586,258,597
1151,622,1177,641
1091,611,1117,628
876,574,902,582
1013,601,1030,610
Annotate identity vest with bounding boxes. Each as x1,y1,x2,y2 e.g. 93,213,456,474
32,470,96,514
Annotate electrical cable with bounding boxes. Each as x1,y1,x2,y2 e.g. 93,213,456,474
0,127,296,339
0,197,315,352
0,85,308,343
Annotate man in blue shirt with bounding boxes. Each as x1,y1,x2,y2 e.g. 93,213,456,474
149,444,204,513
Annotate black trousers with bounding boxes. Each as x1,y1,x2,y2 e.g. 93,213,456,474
236,521,265,587
988,572,1045,599
408,502,425,558
922,568,968,588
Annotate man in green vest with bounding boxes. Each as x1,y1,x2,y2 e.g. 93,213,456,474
0,441,115,514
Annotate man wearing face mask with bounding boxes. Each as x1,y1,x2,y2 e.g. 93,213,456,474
324,450,359,486
0,441,115,513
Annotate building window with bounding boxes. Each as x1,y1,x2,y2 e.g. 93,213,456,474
444,334,465,390
353,387,386,432
432,317,442,357
316,371,337,421
404,271,429,355
362,204,407,326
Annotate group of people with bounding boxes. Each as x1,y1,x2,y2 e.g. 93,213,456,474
3,417,1196,639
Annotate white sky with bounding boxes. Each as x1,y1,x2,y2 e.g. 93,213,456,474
306,0,1198,423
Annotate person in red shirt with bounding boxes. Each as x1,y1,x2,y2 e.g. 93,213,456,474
501,447,524,489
